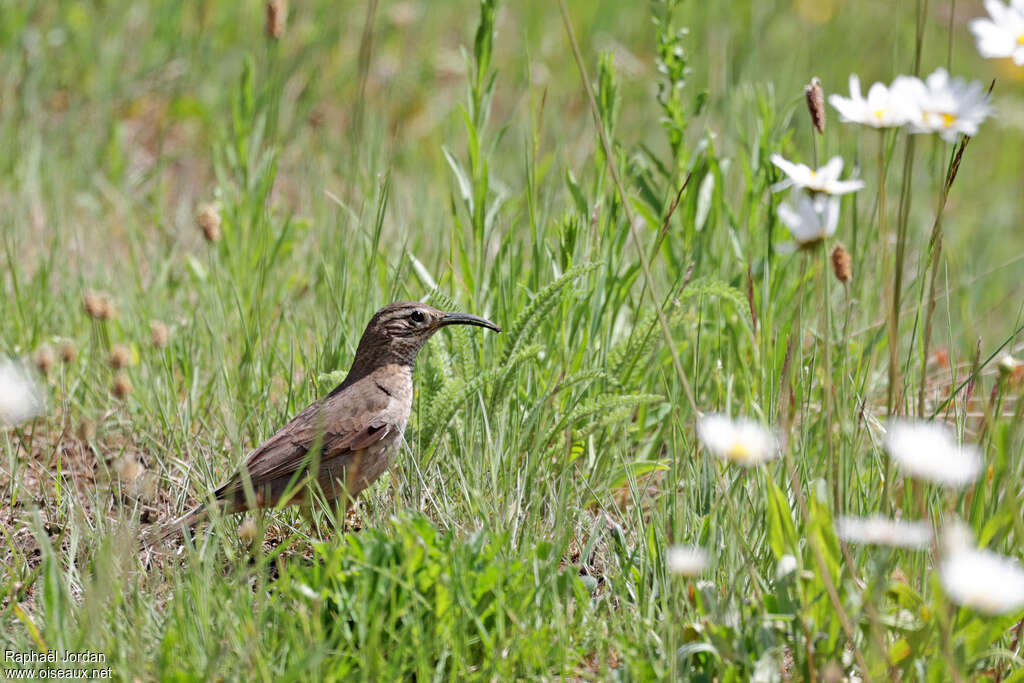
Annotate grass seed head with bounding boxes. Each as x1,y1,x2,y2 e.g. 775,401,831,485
196,203,222,243
84,291,115,320
831,243,852,282
109,344,132,370
998,354,1023,381
33,345,56,374
804,76,826,134
237,518,258,544
58,340,78,364
266,0,287,39
114,454,144,483
150,320,170,349
111,372,133,399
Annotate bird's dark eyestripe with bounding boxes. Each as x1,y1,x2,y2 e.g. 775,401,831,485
385,308,419,324
375,381,394,397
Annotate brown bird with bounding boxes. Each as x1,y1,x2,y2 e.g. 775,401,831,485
148,301,499,544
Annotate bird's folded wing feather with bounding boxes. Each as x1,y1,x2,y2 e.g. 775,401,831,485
214,397,393,499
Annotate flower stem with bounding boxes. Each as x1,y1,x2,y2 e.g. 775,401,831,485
839,277,853,391
918,136,971,416
821,245,839,511
876,129,894,509
888,134,916,418
810,123,819,169
876,131,888,277
887,0,926,502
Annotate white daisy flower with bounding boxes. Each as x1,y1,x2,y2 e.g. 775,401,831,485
836,516,933,549
667,545,710,577
828,74,921,128
0,357,45,428
940,547,1024,615
940,518,977,556
906,68,992,143
970,0,1024,66
697,414,778,466
884,420,982,488
769,154,865,195
776,189,840,249
775,554,799,580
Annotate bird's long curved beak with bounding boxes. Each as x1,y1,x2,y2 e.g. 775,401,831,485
439,311,501,333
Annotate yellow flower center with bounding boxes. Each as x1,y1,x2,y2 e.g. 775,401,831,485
940,113,957,128
727,441,752,463
1018,33,1024,47
873,109,885,120
808,169,817,178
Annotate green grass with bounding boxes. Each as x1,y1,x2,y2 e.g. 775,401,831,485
3,0,1024,679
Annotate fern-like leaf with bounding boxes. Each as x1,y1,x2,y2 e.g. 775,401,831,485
421,344,543,456
540,393,663,450
499,262,602,367
677,276,753,333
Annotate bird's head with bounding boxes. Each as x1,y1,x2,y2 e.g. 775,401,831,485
354,301,500,369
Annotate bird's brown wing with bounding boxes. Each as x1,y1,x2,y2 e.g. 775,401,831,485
213,396,393,502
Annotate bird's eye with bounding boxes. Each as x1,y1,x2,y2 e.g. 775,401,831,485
410,310,426,324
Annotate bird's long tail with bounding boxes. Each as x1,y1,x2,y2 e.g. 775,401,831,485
142,506,210,548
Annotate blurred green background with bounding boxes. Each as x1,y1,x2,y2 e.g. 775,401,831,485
3,1,1022,339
